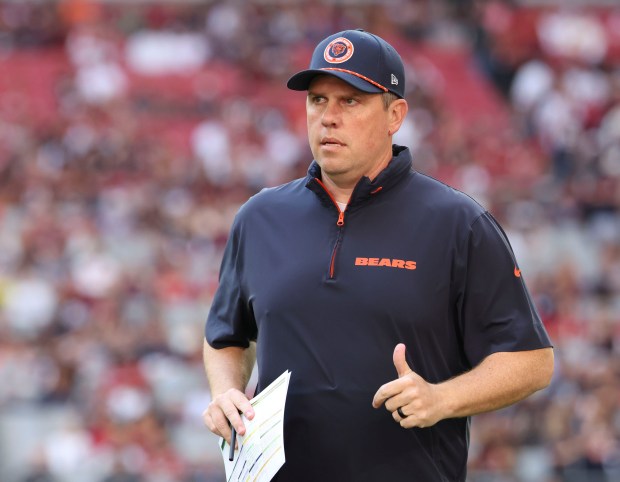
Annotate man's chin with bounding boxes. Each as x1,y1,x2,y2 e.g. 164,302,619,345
318,164,348,178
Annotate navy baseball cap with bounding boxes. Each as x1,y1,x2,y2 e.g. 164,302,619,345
287,29,405,99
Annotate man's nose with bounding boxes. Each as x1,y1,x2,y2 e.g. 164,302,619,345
321,101,340,127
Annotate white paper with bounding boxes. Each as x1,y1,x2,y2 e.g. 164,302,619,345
219,370,291,482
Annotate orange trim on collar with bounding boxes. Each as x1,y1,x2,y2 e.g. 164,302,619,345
319,67,388,92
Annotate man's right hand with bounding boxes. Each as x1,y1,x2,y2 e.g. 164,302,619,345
202,388,255,444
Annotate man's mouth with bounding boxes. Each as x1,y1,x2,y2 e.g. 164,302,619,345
320,137,345,146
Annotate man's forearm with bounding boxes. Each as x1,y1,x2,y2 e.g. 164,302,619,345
203,340,256,397
437,347,554,419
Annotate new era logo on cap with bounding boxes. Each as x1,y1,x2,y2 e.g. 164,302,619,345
287,29,406,99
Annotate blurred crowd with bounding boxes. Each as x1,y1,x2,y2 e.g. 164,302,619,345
0,1,618,481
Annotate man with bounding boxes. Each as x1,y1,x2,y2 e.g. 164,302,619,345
203,29,553,481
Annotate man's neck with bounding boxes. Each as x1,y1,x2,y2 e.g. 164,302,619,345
319,174,355,205
320,149,394,204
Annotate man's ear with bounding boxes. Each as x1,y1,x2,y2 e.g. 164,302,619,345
388,99,408,137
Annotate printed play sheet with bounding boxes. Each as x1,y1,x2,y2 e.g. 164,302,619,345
219,370,291,482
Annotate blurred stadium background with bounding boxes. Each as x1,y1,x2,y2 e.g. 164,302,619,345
0,0,619,481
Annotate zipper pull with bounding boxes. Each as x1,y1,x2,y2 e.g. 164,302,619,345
337,211,345,226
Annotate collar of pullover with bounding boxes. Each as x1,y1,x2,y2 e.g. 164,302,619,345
305,144,413,210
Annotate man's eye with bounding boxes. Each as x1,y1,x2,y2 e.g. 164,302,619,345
345,98,358,105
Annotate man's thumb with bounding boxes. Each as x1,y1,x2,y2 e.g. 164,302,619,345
393,343,413,377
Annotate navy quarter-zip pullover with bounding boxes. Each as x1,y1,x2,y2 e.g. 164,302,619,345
206,145,551,481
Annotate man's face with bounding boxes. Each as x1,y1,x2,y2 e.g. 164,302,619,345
306,75,394,188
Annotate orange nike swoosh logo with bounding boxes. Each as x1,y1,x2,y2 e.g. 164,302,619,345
514,267,521,277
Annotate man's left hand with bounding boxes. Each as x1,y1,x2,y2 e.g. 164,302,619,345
372,343,444,428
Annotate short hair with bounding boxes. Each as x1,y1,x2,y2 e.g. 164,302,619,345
382,92,399,110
